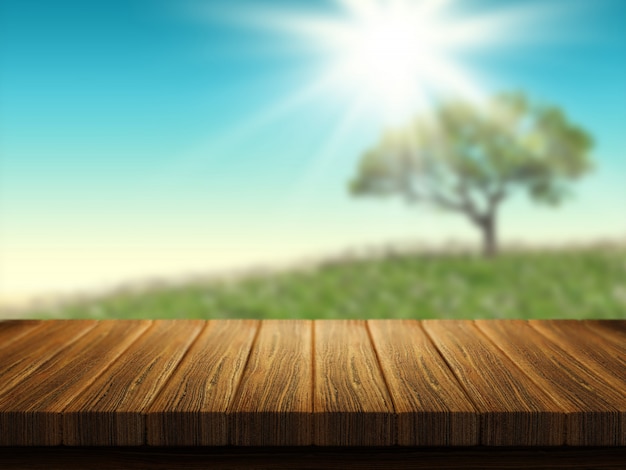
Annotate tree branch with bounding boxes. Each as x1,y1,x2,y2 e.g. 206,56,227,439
456,180,482,223
486,177,509,215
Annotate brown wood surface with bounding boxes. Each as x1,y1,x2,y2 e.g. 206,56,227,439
530,320,626,446
0,320,97,399
63,320,204,446
0,320,151,445
422,320,565,446
314,320,395,446
529,320,626,381
0,320,46,351
476,320,625,446
367,320,478,446
146,320,259,446
0,319,625,448
582,320,626,350
227,320,312,446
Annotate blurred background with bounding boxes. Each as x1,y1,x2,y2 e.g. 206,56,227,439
1,0,624,319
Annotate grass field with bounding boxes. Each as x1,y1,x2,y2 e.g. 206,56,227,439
18,245,626,320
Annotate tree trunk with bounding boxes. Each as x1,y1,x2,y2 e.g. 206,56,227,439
479,214,497,258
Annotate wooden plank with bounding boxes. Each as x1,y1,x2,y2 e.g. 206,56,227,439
0,319,622,449
146,320,259,446
0,320,151,445
314,320,395,446
63,320,205,446
227,320,312,446
528,320,626,446
582,320,626,350
529,320,626,446
0,320,97,398
2,447,626,470
422,320,564,446
529,320,626,379
475,320,624,446
0,320,46,350
368,320,478,445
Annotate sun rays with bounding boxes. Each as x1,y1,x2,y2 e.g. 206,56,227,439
179,0,569,192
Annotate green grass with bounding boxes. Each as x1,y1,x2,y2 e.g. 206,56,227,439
23,246,626,320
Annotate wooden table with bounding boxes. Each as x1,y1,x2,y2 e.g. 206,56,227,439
0,319,624,468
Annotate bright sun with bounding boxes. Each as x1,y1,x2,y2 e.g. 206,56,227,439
195,0,555,193
211,0,550,125
344,13,425,104
286,0,489,121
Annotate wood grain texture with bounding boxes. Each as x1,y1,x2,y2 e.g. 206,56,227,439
475,320,624,446
529,320,626,446
63,320,204,446
0,320,46,351
0,319,624,448
227,320,312,446
2,447,626,470
368,320,478,446
422,320,565,446
529,320,626,380
0,320,151,445
582,320,626,351
146,320,259,446
0,320,97,399
314,320,395,446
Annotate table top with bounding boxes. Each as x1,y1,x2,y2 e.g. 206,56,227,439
0,319,624,447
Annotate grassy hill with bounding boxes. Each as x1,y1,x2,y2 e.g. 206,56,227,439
22,244,626,320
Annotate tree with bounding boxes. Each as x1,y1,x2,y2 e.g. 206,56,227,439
349,92,594,257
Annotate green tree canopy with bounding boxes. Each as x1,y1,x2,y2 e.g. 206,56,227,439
350,92,594,256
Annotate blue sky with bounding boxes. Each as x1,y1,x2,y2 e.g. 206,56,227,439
1,0,625,300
